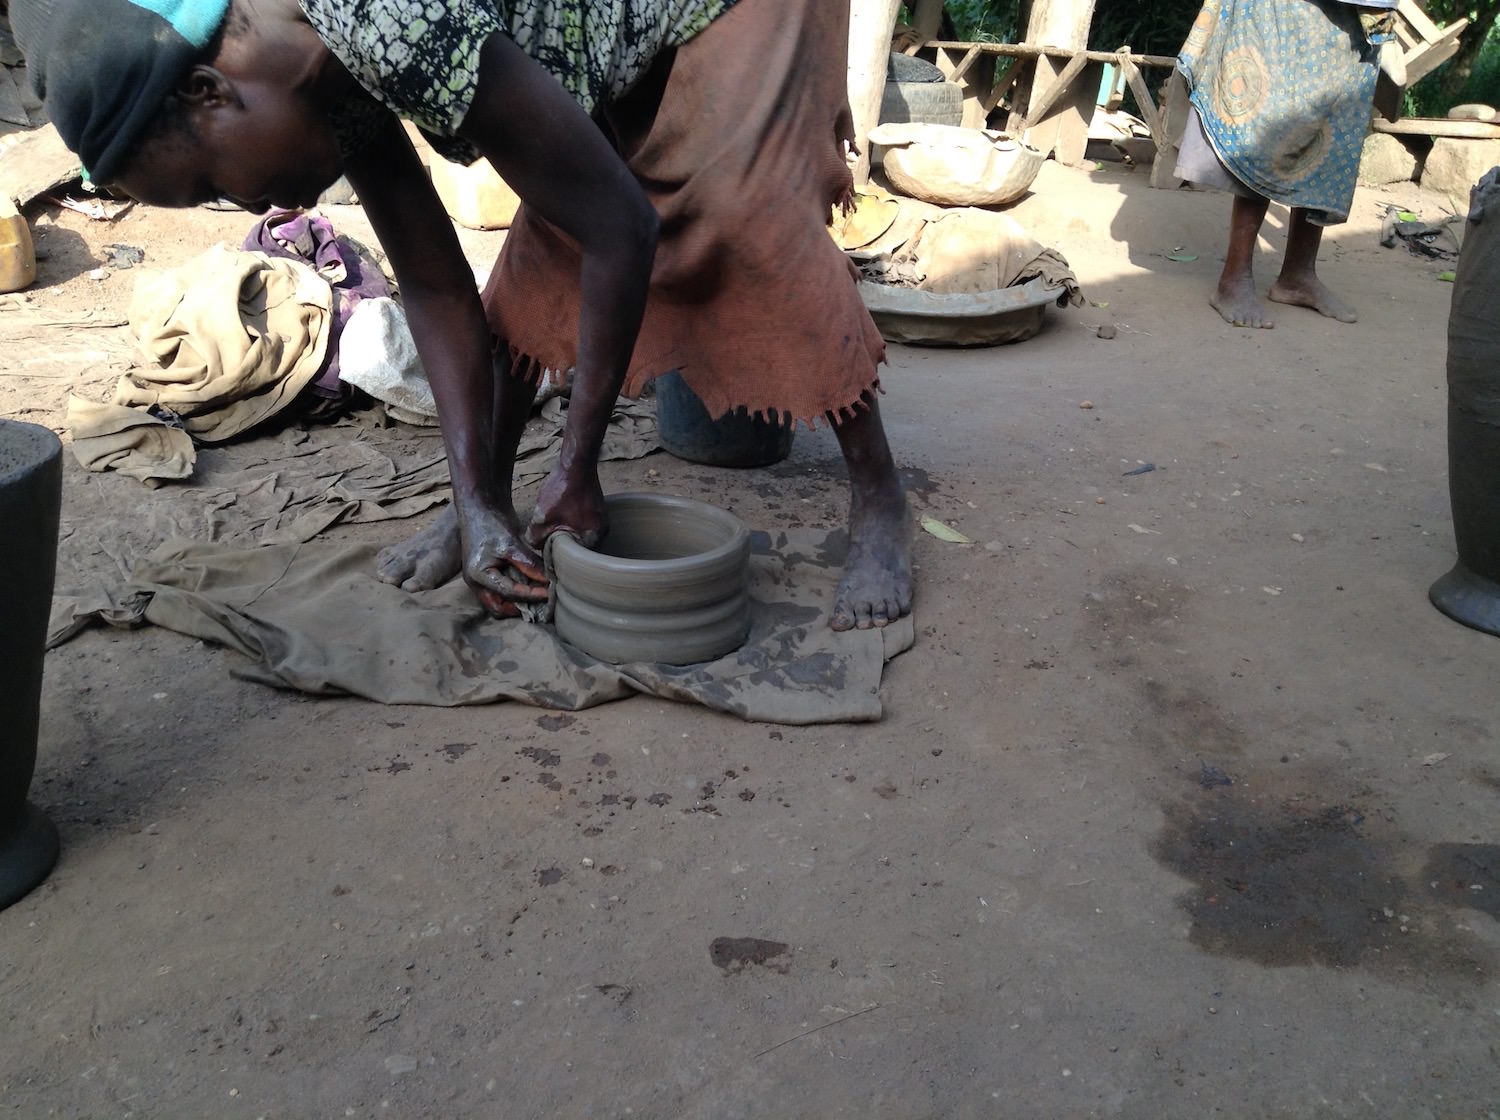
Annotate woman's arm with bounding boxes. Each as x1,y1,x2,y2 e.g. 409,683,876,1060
456,31,659,546
343,113,548,616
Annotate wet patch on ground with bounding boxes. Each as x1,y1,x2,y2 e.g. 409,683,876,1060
711,937,790,974
1423,844,1500,921
1155,789,1397,968
1090,571,1497,988
519,746,561,768
1471,768,1500,795
1153,774,1494,987
898,466,937,499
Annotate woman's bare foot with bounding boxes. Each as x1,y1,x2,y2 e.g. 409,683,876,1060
831,397,913,632
832,479,913,631
1270,208,1357,322
1268,274,1358,322
1211,276,1275,329
376,505,463,591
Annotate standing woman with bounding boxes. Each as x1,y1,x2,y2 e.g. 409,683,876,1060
13,0,913,632
1175,0,1397,328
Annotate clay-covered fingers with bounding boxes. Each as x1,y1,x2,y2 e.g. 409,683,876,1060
473,587,525,619
454,502,552,617
466,556,550,604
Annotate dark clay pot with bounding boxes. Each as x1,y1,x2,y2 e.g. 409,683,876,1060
655,370,794,468
1430,168,1500,636
0,419,61,909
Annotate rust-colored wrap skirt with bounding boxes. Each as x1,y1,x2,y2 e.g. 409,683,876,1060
480,0,886,428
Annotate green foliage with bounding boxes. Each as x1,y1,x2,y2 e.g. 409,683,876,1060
1407,22,1500,114
1091,0,1201,54
942,0,1022,42
935,0,1200,49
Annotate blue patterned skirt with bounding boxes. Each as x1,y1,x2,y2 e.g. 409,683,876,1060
1177,0,1381,224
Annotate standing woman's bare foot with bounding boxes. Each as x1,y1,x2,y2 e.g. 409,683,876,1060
1268,273,1358,322
829,397,913,632
1270,208,1357,322
376,505,464,591
1211,275,1276,328
832,480,913,631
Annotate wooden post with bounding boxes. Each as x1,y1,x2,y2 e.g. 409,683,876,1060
1012,0,1099,165
848,0,902,185
1025,0,1097,50
1149,66,1190,189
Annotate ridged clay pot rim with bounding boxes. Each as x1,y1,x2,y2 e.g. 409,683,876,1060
550,492,751,603
553,584,750,634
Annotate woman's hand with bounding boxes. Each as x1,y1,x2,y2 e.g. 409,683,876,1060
527,461,607,552
458,501,550,618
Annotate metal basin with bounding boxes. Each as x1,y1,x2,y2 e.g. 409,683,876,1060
551,493,752,665
857,274,1070,346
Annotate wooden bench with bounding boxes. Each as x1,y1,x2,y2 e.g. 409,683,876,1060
1375,0,1470,122
910,39,1177,167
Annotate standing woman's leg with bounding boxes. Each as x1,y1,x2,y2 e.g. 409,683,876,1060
1269,207,1359,322
830,394,912,631
1211,194,1274,329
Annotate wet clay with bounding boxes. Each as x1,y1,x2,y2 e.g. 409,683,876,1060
1431,168,1500,635
551,493,751,666
0,420,62,909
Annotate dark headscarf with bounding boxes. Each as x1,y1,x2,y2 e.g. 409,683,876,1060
10,0,231,183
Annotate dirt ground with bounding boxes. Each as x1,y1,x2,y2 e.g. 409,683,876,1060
2,156,1498,1119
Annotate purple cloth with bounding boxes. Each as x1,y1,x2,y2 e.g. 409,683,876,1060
243,210,391,398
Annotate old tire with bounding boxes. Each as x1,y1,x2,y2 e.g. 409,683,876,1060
879,79,964,128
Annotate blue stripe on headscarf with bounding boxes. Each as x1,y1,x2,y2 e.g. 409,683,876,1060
125,0,230,49
10,0,234,182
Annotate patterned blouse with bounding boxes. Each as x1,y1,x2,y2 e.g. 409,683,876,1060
300,0,737,162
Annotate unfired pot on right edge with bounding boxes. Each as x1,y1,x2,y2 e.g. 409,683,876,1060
1431,166,1500,636
0,418,62,910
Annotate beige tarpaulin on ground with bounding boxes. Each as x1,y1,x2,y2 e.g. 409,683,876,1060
126,245,333,440
48,396,661,644
50,528,913,724
63,397,196,484
66,245,333,481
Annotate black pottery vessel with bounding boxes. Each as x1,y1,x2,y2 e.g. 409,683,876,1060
1431,167,1500,636
0,418,61,909
655,370,795,468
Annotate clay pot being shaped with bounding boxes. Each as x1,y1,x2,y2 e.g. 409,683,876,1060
0,418,61,909
1430,167,1500,636
551,492,752,666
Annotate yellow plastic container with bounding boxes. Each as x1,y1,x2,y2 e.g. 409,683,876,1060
0,196,37,294
427,156,521,231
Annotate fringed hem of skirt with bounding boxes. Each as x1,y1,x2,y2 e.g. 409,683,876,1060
497,336,885,433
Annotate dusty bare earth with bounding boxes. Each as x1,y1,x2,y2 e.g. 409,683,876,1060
2,158,1499,1118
